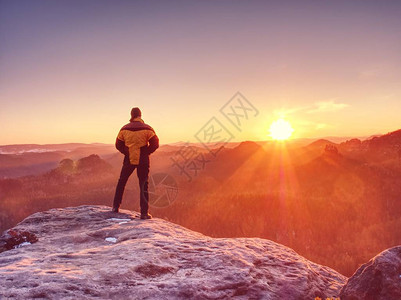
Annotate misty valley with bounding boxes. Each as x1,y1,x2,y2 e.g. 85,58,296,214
1,130,401,278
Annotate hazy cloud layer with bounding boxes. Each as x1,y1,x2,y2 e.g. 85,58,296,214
307,101,349,114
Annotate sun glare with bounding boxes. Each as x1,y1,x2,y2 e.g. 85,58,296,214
269,118,294,140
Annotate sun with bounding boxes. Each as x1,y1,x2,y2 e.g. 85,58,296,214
269,118,294,140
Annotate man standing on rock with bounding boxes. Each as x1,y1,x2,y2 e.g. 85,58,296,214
112,107,159,219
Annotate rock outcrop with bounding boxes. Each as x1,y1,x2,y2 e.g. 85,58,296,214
0,229,38,253
0,205,346,299
339,246,401,300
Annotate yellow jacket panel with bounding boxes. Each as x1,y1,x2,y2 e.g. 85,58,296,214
115,117,159,165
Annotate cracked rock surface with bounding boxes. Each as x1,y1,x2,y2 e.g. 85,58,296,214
0,205,346,299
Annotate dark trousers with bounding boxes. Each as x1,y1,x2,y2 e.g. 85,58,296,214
113,160,150,215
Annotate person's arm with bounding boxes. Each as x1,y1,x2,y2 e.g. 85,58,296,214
147,134,159,154
115,130,129,155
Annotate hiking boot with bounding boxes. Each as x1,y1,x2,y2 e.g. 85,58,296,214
140,213,152,220
112,207,119,213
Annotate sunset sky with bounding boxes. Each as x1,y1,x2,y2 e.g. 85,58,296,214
1,0,400,145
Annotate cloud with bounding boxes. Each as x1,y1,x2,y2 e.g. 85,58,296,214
273,105,310,117
296,120,331,130
359,65,386,79
359,69,380,78
273,100,349,116
315,123,328,130
307,100,349,114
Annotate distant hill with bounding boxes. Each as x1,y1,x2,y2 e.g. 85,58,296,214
0,151,65,178
307,139,337,150
1,129,401,279
0,144,116,179
0,143,89,154
364,129,401,151
49,154,113,178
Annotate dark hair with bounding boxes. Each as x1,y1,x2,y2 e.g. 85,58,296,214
130,107,141,121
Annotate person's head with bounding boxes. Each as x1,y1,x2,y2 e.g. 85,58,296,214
130,107,142,121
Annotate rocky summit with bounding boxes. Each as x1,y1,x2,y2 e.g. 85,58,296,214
340,246,401,300
1,205,347,299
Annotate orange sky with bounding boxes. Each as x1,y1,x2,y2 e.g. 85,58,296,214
1,1,400,145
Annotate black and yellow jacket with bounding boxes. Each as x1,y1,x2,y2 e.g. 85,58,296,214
115,117,159,165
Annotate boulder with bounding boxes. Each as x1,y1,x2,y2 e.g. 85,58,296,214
340,246,401,300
